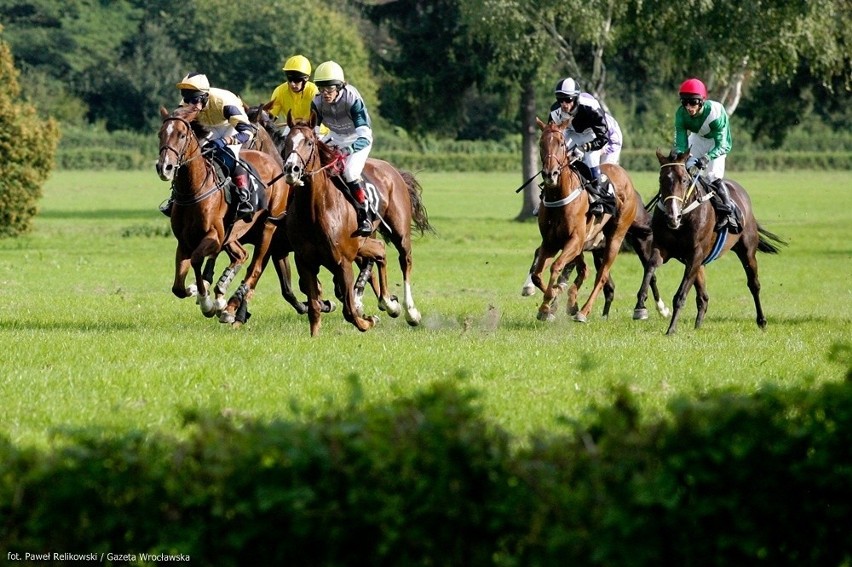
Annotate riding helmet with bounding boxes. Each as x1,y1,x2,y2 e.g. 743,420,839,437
314,61,345,88
678,78,707,100
283,55,312,80
554,77,580,100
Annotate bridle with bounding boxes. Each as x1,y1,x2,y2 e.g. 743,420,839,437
658,162,711,216
540,129,582,208
285,125,344,185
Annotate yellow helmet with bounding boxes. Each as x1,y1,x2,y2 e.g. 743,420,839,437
175,72,210,92
283,55,312,77
314,61,345,87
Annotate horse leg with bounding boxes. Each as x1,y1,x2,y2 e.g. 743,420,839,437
735,243,766,329
537,239,582,322
576,235,625,323
335,260,379,334
592,251,615,319
693,266,709,330
353,258,373,317
273,254,309,314
634,245,665,320
561,256,587,317
390,235,420,325
666,259,702,335
357,238,391,324
521,250,540,296
295,257,324,337
172,250,197,298
192,234,223,317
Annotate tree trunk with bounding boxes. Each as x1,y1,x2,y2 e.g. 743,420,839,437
516,81,539,221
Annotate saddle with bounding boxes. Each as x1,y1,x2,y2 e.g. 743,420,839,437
209,157,269,214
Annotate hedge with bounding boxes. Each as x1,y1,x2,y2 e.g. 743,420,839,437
2,353,851,566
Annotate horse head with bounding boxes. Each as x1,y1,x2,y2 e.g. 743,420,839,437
282,112,321,186
536,117,571,188
156,105,202,182
656,148,693,230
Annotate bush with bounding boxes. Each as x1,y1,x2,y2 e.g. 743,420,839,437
0,35,58,237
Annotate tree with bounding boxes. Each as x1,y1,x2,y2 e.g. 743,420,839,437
0,30,59,237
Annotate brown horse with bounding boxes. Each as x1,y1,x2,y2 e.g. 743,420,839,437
156,105,290,324
635,150,786,335
528,117,646,322
281,113,433,336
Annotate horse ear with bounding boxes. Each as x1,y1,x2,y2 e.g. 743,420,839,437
535,116,546,131
655,148,669,165
262,100,274,112
160,106,170,119
286,110,294,128
309,111,317,129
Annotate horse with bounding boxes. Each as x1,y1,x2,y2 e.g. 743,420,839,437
528,117,648,322
155,105,290,324
635,149,786,335
280,113,433,336
521,190,670,321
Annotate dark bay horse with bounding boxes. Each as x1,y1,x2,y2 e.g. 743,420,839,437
156,105,290,324
635,150,786,335
528,118,648,322
281,114,433,336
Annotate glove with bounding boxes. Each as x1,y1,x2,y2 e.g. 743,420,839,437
686,155,708,174
570,145,585,161
203,139,227,153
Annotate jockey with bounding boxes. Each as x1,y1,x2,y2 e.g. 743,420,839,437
549,78,616,217
597,102,623,165
170,72,255,221
311,60,374,236
673,77,740,233
266,54,328,137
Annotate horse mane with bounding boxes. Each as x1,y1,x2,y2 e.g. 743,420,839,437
171,104,210,139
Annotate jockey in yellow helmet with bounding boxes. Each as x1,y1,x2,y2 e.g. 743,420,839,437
266,55,328,136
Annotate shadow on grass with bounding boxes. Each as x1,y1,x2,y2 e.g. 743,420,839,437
39,209,161,221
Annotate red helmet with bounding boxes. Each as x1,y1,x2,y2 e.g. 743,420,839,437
679,78,707,99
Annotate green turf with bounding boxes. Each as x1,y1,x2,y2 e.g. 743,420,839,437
0,169,848,447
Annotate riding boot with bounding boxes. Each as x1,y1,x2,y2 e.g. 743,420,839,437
233,165,254,221
347,179,374,236
588,177,616,217
710,178,740,233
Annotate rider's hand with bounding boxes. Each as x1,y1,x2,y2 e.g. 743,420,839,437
203,139,227,153
686,155,709,174
570,146,585,161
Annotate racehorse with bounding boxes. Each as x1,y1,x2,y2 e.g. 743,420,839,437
528,117,647,322
280,113,433,336
156,105,290,324
635,149,786,335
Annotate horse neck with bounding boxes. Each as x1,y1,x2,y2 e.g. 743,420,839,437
176,144,214,194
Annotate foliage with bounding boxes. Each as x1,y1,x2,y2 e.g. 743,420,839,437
0,30,58,237
2,367,851,564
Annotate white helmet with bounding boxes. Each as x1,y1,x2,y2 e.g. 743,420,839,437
175,73,210,92
314,61,345,87
554,77,580,99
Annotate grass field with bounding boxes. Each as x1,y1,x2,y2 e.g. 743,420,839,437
0,168,849,447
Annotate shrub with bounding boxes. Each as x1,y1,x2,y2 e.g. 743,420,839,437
0,33,58,237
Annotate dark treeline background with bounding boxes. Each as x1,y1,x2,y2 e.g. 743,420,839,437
1,0,850,152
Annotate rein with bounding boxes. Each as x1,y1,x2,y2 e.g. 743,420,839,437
540,135,582,207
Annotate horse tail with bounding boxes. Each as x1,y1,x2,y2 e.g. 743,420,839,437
401,170,436,235
757,224,787,254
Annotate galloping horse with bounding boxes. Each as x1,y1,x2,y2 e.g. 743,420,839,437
156,105,290,324
528,117,647,322
635,150,785,335
281,113,432,336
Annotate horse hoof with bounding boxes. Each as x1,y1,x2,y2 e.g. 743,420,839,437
537,311,555,322
573,312,587,323
405,308,422,326
186,284,198,297
633,308,649,321
521,285,536,297
219,311,235,325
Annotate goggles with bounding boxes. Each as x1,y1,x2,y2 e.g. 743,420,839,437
680,97,703,108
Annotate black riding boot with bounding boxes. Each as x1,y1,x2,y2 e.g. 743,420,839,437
233,165,253,221
710,178,740,233
347,179,374,236
588,177,616,217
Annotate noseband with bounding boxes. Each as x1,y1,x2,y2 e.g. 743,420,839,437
159,116,205,169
